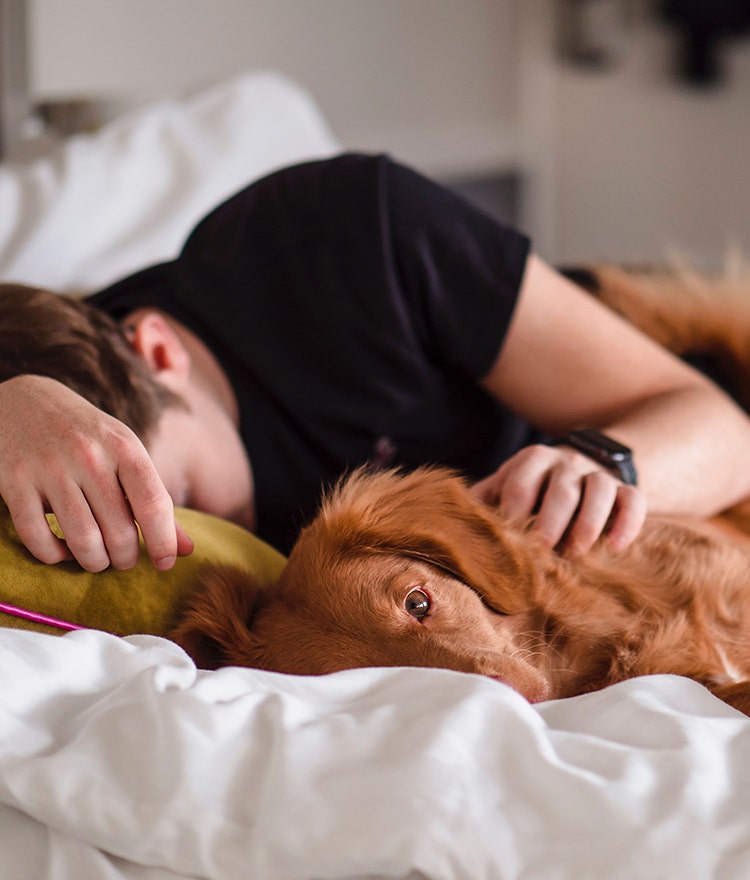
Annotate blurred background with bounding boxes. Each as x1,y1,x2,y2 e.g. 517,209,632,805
2,0,749,267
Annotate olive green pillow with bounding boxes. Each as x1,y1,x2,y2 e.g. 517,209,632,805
0,505,286,637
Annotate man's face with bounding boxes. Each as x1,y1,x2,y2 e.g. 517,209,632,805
121,308,257,534
146,388,256,533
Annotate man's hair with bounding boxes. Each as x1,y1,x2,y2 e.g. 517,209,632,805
0,283,180,442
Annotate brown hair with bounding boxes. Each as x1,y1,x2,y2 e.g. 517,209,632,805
0,283,180,442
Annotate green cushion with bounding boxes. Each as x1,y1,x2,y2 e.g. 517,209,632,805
0,505,286,637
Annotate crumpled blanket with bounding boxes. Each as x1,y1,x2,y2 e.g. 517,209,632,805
2,626,750,880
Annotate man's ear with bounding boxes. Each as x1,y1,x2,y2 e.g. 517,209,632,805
127,312,191,386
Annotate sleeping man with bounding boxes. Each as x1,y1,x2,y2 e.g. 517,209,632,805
1,153,750,571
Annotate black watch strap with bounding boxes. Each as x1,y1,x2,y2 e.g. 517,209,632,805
552,428,638,486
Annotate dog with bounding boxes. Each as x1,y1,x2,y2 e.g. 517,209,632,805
170,263,750,715
170,463,750,715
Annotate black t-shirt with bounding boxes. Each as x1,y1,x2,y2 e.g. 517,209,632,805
87,153,534,553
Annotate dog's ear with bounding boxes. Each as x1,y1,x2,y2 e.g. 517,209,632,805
323,467,545,614
169,565,268,670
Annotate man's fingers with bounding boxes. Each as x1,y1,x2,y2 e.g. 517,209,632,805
532,465,590,549
9,453,192,573
7,492,75,566
605,485,648,552
470,473,502,505
84,483,143,571
118,451,184,570
560,472,618,555
42,480,113,573
175,521,195,559
475,444,649,555
493,451,549,522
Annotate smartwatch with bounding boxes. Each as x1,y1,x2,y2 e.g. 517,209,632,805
552,428,638,486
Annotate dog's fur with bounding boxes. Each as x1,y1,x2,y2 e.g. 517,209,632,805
169,263,750,715
171,465,750,713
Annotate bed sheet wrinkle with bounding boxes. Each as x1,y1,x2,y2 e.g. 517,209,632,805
0,803,192,880
538,676,750,820
3,627,750,878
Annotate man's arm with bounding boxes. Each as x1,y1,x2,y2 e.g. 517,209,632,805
474,255,750,553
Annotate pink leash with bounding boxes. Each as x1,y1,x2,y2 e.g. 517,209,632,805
0,601,85,632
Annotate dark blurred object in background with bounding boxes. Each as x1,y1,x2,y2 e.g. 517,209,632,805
660,0,750,85
558,0,631,70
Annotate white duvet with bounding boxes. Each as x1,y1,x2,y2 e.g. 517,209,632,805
2,626,750,880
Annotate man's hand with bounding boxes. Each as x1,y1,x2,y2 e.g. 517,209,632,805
0,375,193,572
472,443,647,555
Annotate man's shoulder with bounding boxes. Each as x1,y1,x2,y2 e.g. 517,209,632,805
257,151,391,195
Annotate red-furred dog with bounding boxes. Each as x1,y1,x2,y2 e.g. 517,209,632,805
171,464,750,715
170,263,750,715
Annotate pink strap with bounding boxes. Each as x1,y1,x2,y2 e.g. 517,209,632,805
0,601,85,632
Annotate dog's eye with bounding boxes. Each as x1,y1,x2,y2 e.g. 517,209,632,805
404,588,430,620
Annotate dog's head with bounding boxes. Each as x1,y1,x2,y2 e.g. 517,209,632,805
172,467,558,702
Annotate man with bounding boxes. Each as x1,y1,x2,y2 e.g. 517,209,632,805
2,154,749,572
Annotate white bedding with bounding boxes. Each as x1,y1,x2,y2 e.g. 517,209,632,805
0,71,339,292
2,626,750,880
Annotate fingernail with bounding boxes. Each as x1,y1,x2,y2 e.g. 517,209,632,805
154,555,176,571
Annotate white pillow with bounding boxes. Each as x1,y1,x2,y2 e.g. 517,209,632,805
0,71,340,292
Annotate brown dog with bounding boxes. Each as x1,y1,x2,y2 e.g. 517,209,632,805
171,464,750,715
170,263,750,714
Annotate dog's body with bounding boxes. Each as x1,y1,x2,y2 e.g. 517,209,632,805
171,466,750,714
170,263,750,715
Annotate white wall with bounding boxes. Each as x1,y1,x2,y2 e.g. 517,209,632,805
24,0,750,266
28,0,523,179
554,0,750,268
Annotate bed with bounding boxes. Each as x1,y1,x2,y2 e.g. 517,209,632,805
2,71,750,879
